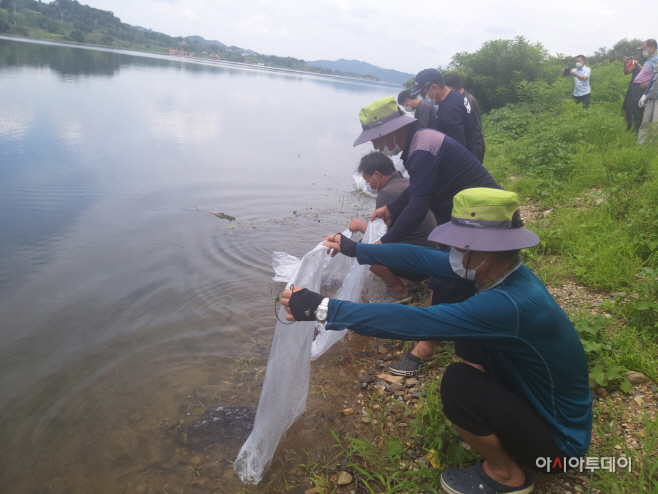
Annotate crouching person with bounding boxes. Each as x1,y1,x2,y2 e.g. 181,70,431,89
281,188,592,494
350,151,438,303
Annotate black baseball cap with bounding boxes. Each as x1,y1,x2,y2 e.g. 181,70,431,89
410,68,443,97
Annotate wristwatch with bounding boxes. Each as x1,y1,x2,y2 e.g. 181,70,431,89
315,298,330,323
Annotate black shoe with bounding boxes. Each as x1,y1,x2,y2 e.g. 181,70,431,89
388,352,433,377
441,459,534,494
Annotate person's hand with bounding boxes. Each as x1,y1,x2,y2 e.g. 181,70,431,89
640,81,649,89
570,70,576,76
323,233,342,257
370,205,392,223
349,218,367,233
281,286,304,321
639,94,648,108
374,239,382,245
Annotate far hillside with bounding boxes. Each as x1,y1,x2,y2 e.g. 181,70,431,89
0,0,382,80
308,58,413,84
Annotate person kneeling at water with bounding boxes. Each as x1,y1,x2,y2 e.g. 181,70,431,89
350,151,438,303
281,188,592,494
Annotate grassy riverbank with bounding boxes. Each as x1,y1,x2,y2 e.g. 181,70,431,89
268,62,658,494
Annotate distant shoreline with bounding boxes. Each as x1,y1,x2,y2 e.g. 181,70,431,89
0,34,401,87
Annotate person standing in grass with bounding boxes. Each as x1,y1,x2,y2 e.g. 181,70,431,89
628,40,658,132
622,55,643,130
281,188,592,494
565,55,591,109
637,40,658,144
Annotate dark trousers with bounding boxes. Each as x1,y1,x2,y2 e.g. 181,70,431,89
573,93,590,109
626,83,646,133
441,360,571,471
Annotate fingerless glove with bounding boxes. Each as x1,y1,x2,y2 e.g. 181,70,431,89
288,289,324,321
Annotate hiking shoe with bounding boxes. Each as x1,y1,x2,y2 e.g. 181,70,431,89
441,459,534,494
388,352,433,377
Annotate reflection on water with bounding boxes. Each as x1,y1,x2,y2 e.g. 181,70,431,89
0,38,393,492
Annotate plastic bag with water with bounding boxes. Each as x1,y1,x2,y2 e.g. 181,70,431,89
234,220,386,484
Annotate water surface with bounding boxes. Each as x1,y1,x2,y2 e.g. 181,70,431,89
0,37,394,493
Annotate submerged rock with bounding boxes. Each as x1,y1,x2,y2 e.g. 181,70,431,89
186,405,256,451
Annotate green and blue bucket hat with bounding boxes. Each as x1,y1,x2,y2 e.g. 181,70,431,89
353,96,416,147
428,188,540,251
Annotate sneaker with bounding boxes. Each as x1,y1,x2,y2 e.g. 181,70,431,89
441,459,534,494
388,352,433,377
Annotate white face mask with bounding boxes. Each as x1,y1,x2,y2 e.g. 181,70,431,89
642,50,649,59
575,62,583,69
449,247,485,281
366,174,380,195
421,94,434,105
381,144,402,156
403,105,414,113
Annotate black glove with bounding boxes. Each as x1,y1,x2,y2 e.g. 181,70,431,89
289,288,324,321
339,234,358,258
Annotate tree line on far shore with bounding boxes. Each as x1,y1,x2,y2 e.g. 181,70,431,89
0,0,378,80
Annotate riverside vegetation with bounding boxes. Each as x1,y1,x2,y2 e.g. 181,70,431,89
271,57,658,494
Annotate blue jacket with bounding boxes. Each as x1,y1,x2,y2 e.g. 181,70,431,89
326,243,593,458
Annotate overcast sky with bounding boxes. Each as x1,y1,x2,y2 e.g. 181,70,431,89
79,0,654,74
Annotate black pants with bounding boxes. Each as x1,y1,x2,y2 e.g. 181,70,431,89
441,347,572,472
627,83,646,133
573,93,590,109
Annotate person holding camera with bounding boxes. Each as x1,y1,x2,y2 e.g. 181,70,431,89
563,55,591,109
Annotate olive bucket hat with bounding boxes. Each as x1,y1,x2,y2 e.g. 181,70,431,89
428,188,540,251
353,96,416,147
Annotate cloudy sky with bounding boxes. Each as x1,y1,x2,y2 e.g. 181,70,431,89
82,0,653,74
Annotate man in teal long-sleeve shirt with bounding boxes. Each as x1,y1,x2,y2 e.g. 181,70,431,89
281,188,592,494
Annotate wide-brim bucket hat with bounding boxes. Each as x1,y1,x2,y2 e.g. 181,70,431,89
428,188,540,251
353,96,416,147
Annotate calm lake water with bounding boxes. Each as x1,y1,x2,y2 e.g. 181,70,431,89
0,37,395,493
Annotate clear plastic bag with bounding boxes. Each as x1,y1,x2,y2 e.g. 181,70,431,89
235,220,386,484
311,219,387,360
320,229,354,286
272,229,354,285
272,252,301,282
234,242,326,484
